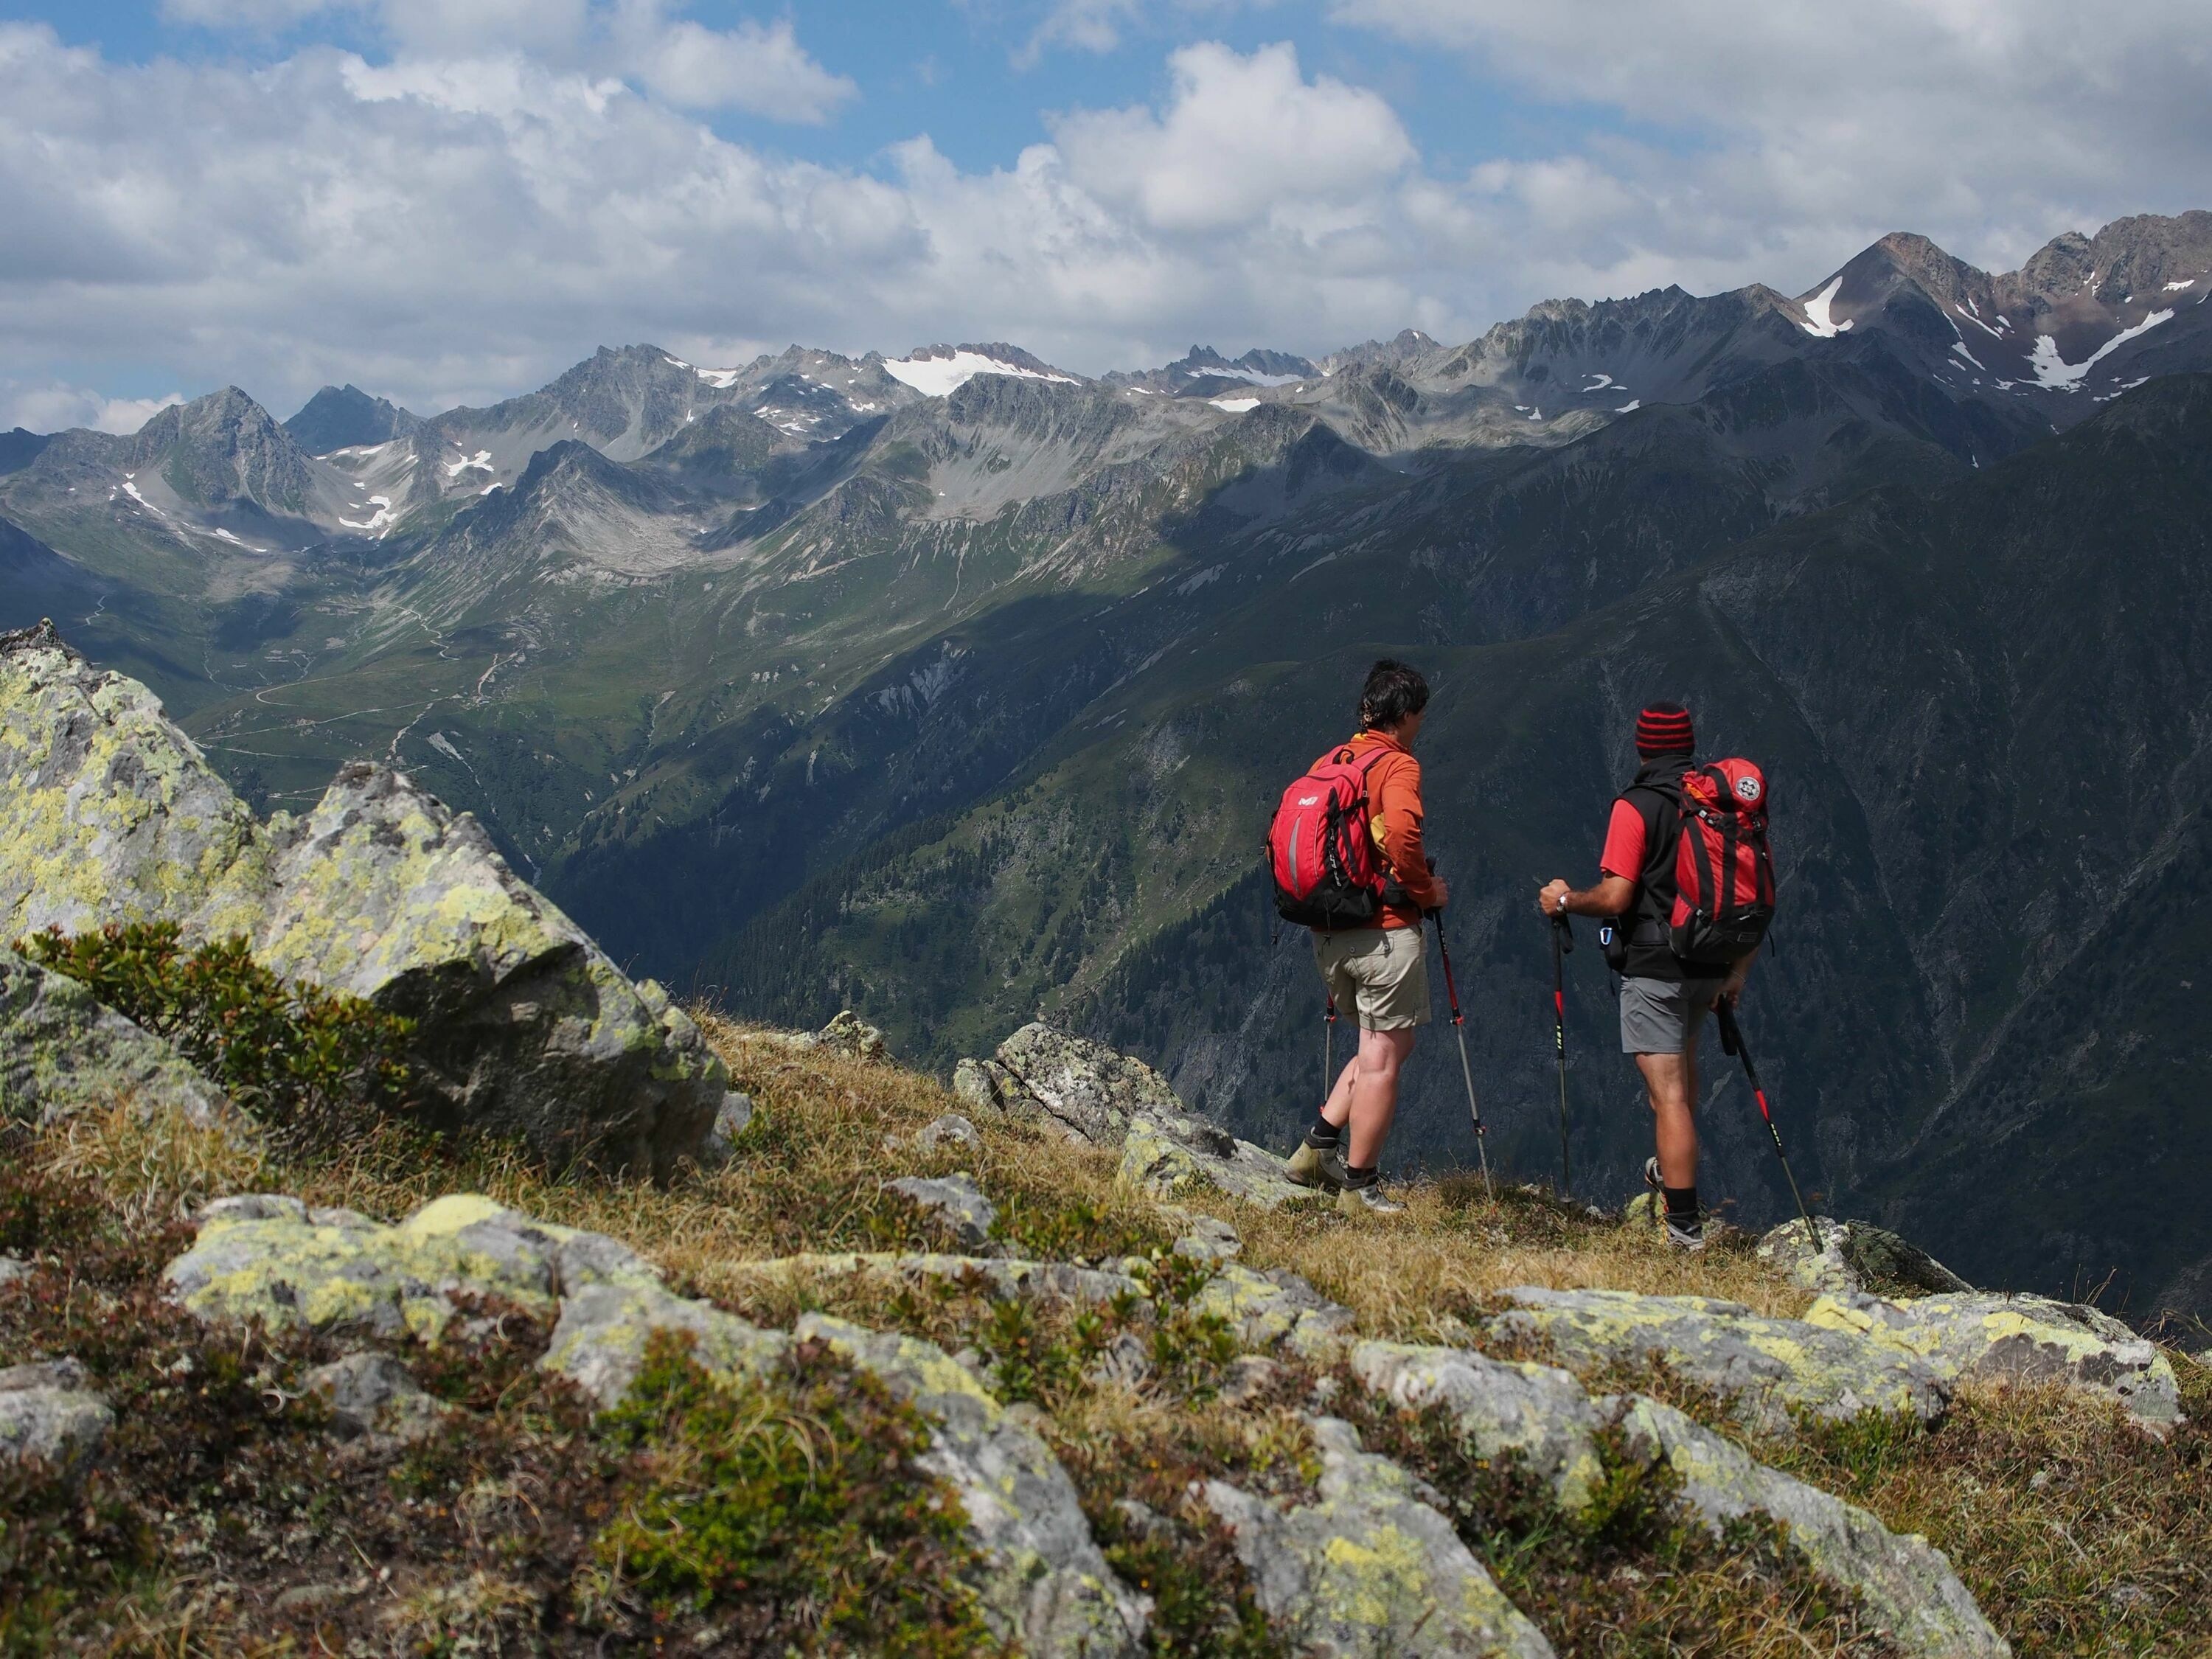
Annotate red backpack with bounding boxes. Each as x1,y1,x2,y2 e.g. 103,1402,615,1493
1265,747,1392,929
1668,759,1776,964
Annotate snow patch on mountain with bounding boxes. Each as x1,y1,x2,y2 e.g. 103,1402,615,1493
341,495,397,535
1800,276,1854,338
445,449,494,478
1209,397,1260,413
883,349,1077,397
2167,279,2199,292
2029,310,2175,390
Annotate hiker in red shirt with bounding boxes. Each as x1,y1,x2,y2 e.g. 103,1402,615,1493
1284,660,1447,1216
1537,703,1757,1250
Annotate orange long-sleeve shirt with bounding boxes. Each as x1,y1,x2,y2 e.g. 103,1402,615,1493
1309,730,1443,929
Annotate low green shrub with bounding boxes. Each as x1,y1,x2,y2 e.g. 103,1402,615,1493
595,1329,1001,1655
24,921,417,1154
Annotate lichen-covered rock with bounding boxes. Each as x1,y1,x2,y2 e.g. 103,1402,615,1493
0,621,267,941
1203,1416,1554,1658
991,1022,1183,1147
252,762,729,1177
1349,1341,1608,1512
796,1313,1148,1659
543,1276,787,1405
1758,1219,1972,1298
1805,1290,2182,1430
886,1172,998,1250
816,1009,889,1062
728,1251,1148,1310
1484,1287,1950,1435
1611,1396,2008,1656
164,1192,664,1342
698,1088,756,1165
1118,1113,1316,1211
0,1357,112,1479
953,1057,1041,1123
0,945,237,1131
1194,1264,1357,1358
912,1113,981,1154
305,1352,448,1441
1171,1214,1243,1263
1346,1340,2004,1655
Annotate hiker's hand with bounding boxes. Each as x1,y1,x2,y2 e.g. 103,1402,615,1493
1715,973,1747,1009
1537,879,1571,919
1428,875,1450,908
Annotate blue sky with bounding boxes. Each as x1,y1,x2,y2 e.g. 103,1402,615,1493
2,0,2205,428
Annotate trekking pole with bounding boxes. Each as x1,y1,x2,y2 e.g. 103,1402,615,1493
1550,915,1573,1198
1321,994,1338,1111
1714,1001,1815,1235
1429,912,1493,1200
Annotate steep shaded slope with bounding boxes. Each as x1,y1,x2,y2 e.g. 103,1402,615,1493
700,377,2212,1318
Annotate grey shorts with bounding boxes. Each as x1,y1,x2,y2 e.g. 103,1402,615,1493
1618,975,1724,1055
1312,926,1430,1030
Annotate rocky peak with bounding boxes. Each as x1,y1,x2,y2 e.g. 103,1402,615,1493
283,383,421,455
123,386,316,515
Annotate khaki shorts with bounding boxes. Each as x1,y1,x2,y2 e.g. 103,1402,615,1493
1312,926,1430,1031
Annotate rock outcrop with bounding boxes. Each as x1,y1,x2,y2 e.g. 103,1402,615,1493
886,1171,999,1250
0,626,735,1175
970,1023,1315,1209
0,945,236,1130
1484,1286,1952,1435
1758,1217,1973,1297
1806,1290,2183,1430
160,1189,1147,1659
1203,1415,1556,1658
1352,1341,2010,1657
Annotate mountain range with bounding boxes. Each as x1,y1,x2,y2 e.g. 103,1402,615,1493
7,209,2212,1319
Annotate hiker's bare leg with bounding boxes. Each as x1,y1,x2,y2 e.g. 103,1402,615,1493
1347,1026,1416,1168
1636,1049,1698,1188
1321,1054,1360,1130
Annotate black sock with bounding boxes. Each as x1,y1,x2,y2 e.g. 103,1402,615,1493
1308,1114,1340,1144
1663,1186,1700,1228
1345,1161,1378,1185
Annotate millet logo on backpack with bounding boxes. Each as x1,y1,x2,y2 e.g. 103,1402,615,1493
1734,775,1761,802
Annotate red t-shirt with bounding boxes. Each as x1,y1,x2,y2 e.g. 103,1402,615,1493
1600,797,1647,883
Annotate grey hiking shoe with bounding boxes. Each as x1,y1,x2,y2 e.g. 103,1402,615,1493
1663,1214,1707,1253
1644,1155,1663,1197
1285,1131,1343,1190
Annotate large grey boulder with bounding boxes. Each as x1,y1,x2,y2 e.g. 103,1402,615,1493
1805,1289,2183,1430
0,1358,113,1480
0,945,236,1130
252,762,731,1176
0,627,737,1176
797,1314,1148,1659
1484,1287,1951,1435
1757,1218,1972,1298
0,619,267,940
1193,1263,1357,1358
985,1023,1316,1210
1349,1340,2007,1658
1203,1416,1554,1658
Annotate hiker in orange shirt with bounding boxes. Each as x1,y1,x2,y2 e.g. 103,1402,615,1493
1281,660,1446,1215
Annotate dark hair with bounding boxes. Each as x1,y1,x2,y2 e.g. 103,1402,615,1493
1358,659,1430,730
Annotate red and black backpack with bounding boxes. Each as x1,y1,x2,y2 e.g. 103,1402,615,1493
1604,758,1777,972
1666,759,1776,964
1265,747,1394,929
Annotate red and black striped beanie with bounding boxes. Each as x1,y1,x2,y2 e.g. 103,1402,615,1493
1635,702,1694,757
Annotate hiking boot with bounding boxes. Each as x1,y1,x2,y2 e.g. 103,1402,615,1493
1663,1214,1707,1253
1321,1147,1405,1216
1285,1130,1344,1190
1644,1155,1663,1196
1337,1177,1406,1217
